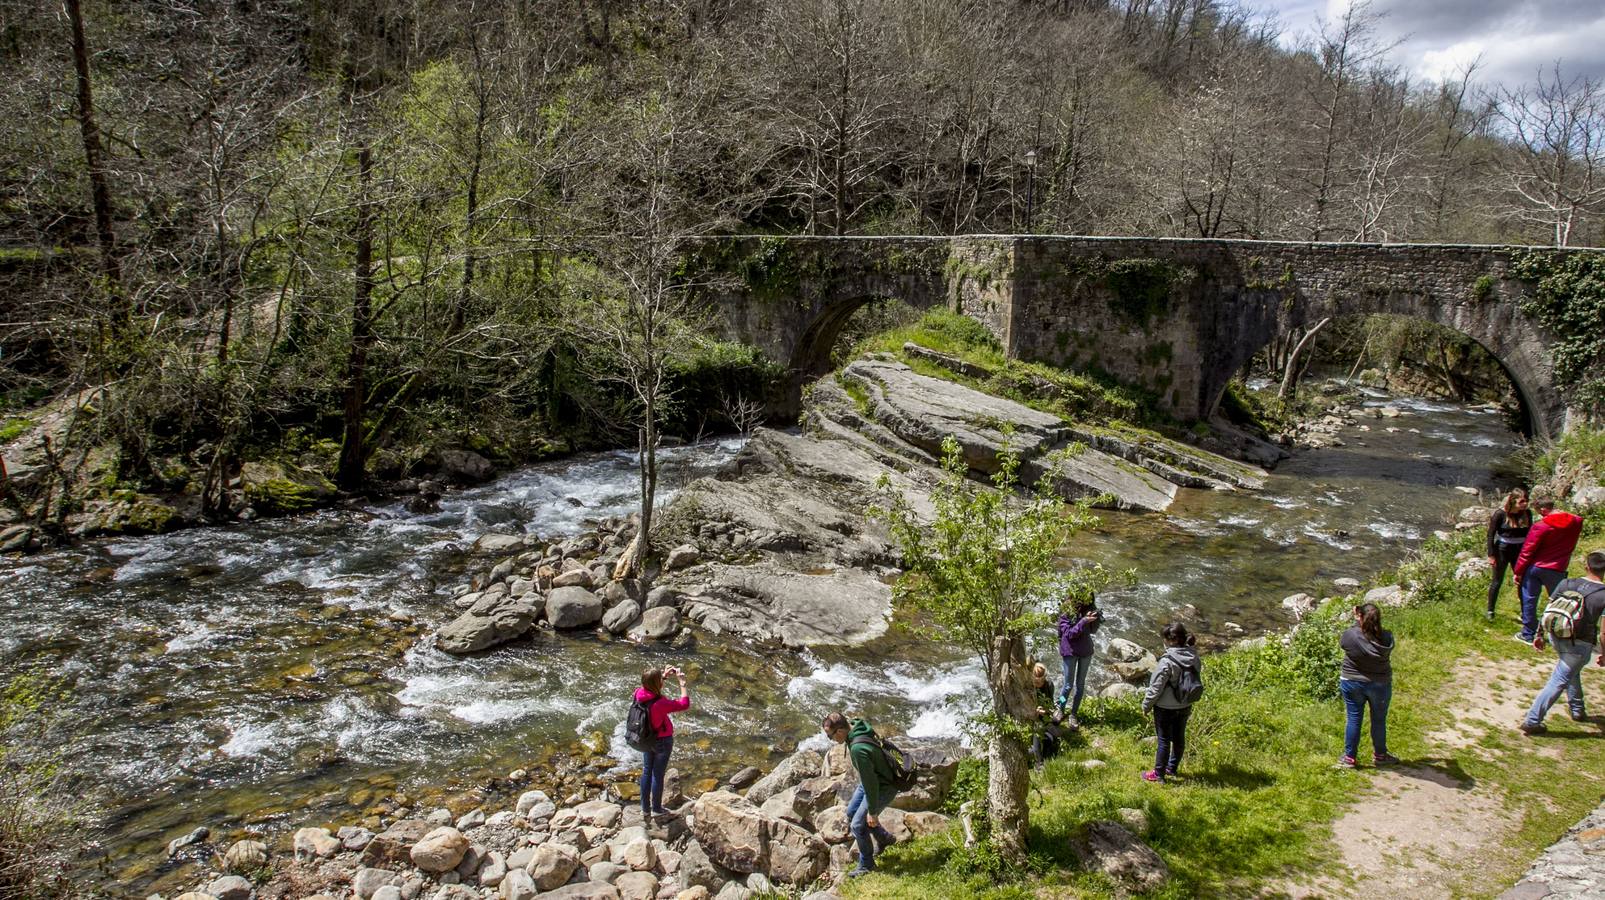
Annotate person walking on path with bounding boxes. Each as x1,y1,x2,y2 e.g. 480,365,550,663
822,712,899,878
1056,597,1103,726
1338,602,1399,768
634,666,690,821
1141,623,1202,783
1487,488,1533,622
1515,491,1585,642
1519,551,1605,735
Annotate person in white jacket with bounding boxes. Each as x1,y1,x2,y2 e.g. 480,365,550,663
1142,623,1202,783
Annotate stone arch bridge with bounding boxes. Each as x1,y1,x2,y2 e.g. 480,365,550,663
691,235,1595,439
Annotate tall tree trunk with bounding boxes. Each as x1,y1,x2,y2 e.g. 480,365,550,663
65,0,126,338
1279,317,1332,402
337,141,376,490
986,634,1034,863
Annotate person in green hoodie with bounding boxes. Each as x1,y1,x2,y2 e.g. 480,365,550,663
822,711,898,878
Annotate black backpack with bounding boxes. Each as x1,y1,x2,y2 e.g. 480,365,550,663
851,732,920,791
625,696,660,753
1173,660,1205,704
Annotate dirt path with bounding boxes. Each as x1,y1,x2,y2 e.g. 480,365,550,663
1270,652,1605,899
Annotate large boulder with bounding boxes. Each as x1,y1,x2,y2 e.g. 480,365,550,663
362,819,432,867
546,586,606,629
206,876,253,900
1363,584,1409,608
1105,638,1159,683
293,826,340,861
526,843,581,891
1071,820,1168,893
632,607,681,641
410,826,469,873
221,839,267,873
602,599,642,635
436,594,538,654
890,742,962,812
689,791,829,886
1572,485,1605,510
439,448,496,484
745,749,823,806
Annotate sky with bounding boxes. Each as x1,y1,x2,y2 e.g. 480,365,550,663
1264,0,1605,90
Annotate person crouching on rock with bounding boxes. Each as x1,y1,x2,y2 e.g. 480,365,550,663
1141,623,1203,783
636,666,690,822
822,712,898,878
1030,662,1065,764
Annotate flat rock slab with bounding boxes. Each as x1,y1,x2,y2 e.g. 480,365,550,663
684,564,891,648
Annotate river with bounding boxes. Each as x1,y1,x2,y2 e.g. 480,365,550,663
0,386,1520,894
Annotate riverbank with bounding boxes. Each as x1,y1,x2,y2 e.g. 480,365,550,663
843,501,1605,899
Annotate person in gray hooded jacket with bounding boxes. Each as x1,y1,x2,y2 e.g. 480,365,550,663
1141,622,1202,783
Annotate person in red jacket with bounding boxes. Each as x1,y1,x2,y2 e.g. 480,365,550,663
1514,490,1585,642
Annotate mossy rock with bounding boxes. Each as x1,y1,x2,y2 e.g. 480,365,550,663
242,461,336,515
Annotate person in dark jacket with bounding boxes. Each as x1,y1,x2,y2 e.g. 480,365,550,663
1520,551,1605,734
1515,491,1584,642
1486,488,1532,621
1338,603,1398,768
1029,662,1065,763
1141,623,1201,783
822,712,898,878
1056,597,1103,725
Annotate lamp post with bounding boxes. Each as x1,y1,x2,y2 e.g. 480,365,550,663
1023,148,1038,233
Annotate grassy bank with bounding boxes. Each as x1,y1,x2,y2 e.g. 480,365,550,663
845,506,1605,899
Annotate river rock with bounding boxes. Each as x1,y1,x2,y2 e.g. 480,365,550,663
439,449,496,484
498,869,537,900
517,790,553,817
1071,820,1168,892
812,806,850,844
526,843,581,890
340,825,376,850
1281,593,1317,619
620,837,656,871
436,594,537,654
666,545,702,571
412,826,470,872
602,599,642,635
206,876,252,900
476,533,525,554
537,885,621,900
745,749,823,805
1363,584,1409,608
371,889,401,900
172,894,218,900
553,568,595,589
0,525,31,553
221,839,267,872
690,791,829,885
680,840,739,893
363,819,432,867
1104,638,1158,682
355,868,404,899
479,851,509,887
547,586,606,629
615,871,658,900
903,811,951,837
632,607,680,641
1334,577,1362,590
1456,557,1491,580
166,825,209,856
455,808,486,831
1101,682,1141,699
294,826,340,861
890,743,961,812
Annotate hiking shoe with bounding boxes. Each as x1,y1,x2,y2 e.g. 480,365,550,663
1335,755,1358,769
1141,769,1164,783
845,866,875,879
1571,712,1590,722
1372,753,1401,766
1066,714,1082,729
1519,721,1548,735
1485,610,1495,622
1514,632,1536,644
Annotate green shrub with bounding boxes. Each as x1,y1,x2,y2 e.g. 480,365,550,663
0,677,92,899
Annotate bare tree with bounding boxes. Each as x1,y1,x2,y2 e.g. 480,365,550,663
1496,64,1605,246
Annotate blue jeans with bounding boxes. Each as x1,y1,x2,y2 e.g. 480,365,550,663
1525,637,1594,726
1060,654,1093,716
1340,679,1391,759
846,784,894,870
1153,705,1190,776
1519,567,1568,639
640,735,673,815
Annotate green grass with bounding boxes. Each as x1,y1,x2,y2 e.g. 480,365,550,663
0,416,31,443
846,309,1153,431
1530,427,1605,486
847,520,1605,899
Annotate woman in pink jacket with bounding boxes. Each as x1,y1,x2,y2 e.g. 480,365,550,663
634,666,691,820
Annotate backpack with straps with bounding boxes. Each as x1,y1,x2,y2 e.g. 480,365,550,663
1172,660,1205,704
1543,583,1605,640
624,696,661,753
851,733,920,791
